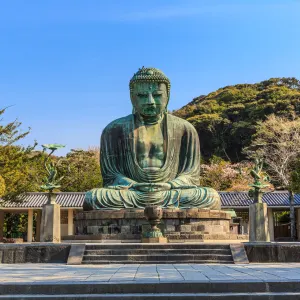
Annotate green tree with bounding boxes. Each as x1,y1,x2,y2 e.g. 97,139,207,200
0,107,30,146
0,107,46,200
59,148,102,192
174,78,300,161
0,145,46,200
0,175,5,197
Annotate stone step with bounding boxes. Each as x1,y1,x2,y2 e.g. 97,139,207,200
0,281,296,295
81,260,234,264
85,244,231,250
2,292,300,299
84,248,232,255
82,254,233,262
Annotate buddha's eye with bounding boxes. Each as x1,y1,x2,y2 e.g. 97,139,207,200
153,93,161,97
137,93,147,98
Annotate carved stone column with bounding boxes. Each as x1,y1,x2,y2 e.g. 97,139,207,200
249,202,270,242
40,193,61,243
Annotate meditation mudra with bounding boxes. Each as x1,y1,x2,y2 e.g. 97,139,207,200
84,67,221,210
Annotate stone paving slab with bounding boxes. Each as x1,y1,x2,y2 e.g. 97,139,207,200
0,263,300,284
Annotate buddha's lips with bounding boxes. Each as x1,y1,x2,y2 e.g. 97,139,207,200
141,105,161,115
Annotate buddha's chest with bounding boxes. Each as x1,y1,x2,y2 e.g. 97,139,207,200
134,123,166,169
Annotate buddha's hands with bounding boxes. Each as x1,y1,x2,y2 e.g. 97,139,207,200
132,182,172,192
106,185,131,190
106,176,137,190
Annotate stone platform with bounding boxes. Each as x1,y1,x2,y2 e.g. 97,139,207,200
2,263,300,299
74,208,246,242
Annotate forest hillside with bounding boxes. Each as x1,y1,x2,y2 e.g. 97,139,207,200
174,78,300,162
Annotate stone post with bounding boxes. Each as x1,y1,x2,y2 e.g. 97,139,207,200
40,193,61,243
249,202,270,242
67,208,74,236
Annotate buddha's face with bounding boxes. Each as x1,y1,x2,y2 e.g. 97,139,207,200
131,82,168,117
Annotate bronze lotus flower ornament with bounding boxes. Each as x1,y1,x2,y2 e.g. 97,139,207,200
41,144,66,193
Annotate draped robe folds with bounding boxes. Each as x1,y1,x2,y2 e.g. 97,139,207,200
84,114,220,210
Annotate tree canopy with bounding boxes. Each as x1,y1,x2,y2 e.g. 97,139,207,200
0,146,46,200
0,107,30,146
0,107,103,200
174,77,300,162
0,107,41,200
59,148,102,192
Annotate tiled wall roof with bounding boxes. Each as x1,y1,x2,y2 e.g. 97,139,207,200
0,191,298,209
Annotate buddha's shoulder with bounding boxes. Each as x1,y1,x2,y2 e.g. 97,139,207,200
103,114,133,132
168,114,197,133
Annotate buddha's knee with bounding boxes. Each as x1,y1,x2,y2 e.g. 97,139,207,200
83,189,96,211
205,187,221,210
83,188,110,210
178,187,220,209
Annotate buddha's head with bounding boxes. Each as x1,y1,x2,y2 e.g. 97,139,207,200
129,67,170,120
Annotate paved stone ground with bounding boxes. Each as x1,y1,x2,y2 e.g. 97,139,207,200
1,263,300,283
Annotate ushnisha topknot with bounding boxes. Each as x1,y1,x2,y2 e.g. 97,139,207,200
129,67,171,96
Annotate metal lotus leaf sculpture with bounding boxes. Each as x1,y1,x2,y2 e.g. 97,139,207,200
41,144,66,193
248,158,270,203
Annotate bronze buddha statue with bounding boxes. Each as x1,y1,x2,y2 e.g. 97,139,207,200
84,67,220,210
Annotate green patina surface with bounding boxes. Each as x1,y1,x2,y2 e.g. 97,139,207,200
41,144,65,193
84,67,220,210
249,158,270,203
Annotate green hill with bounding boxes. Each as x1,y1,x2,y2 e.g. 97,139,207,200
173,77,300,162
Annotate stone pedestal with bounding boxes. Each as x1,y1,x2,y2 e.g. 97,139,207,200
73,208,244,242
40,203,61,243
249,203,270,242
142,237,168,243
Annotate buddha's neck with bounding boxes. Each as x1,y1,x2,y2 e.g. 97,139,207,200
136,113,164,125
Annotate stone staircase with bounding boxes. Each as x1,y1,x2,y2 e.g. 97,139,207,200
81,243,234,264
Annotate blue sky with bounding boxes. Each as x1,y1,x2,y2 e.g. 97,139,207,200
1,0,300,155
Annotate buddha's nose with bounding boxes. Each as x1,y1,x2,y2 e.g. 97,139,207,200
147,93,155,104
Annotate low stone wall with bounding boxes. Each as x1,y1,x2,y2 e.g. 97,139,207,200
245,242,300,262
0,244,71,263
74,208,243,242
